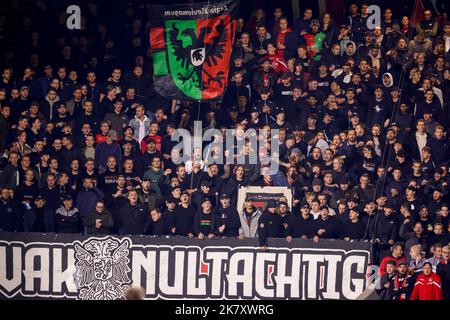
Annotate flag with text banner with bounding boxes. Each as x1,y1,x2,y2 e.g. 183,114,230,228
150,0,239,101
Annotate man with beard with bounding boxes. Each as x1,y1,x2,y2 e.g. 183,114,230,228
389,261,414,300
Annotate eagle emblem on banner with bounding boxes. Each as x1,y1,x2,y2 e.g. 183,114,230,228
74,237,131,300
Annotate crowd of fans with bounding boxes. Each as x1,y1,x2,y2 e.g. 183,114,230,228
0,1,450,299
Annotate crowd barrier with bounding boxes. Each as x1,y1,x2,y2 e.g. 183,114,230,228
0,232,372,300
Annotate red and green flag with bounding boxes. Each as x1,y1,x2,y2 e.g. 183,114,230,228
150,0,238,101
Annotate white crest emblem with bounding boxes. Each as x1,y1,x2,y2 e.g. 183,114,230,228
191,48,205,67
74,237,131,300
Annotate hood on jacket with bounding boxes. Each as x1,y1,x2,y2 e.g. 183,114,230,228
45,94,60,105
345,41,357,56
382,72,394,88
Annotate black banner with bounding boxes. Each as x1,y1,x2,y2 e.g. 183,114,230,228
0,232,372,300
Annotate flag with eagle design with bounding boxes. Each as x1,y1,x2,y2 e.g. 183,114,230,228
149,0,238,101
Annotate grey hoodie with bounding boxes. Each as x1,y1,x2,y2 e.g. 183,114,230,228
239,206,262,238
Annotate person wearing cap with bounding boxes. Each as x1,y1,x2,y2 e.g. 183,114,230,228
271,107,293,133
161,195,177,233
247,105,262,129
28,194,46,233
389,261,414,300
411,261,443,300
94,129,122,173
335,24,351,56
277,200,291,227
356,30,374,58
193,197,216,240
191,180,215,212
214,194,241,238
330,175,353,209
252,86,277,126
424,106,440,133
274,71,293,101
315,63,331,94
173,192,196,238
311,206,341,243
238,198,262,239
310,178,323,196
258,199,285,249
137,177,157,213
426,184,446,217
55,194,80,233
303,19,326,61
252,56,276,96
373,202,399,247
376,259,396,300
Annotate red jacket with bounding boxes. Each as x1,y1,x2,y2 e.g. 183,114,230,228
410,272,443,300
379,255,407,276
262,53,288,74
275,28,293,58
140,134,162,154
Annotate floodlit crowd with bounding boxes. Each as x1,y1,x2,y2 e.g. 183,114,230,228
0,1,449,300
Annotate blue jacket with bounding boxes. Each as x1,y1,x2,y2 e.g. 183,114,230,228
76,187,105,218
427,136,450,164
94,141,122,169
